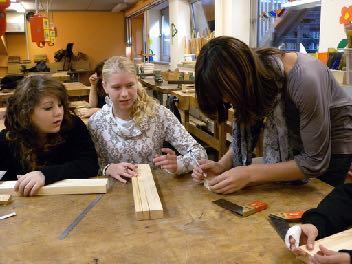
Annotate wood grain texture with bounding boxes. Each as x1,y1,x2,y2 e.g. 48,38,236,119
0,171,332,263
297,228,352,263
0,194,11,205
131,164,163,220
0,179,108,196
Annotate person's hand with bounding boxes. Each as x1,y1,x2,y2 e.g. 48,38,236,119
309,245,350,264
89,73,98,86
285,224,318,256
347,166,352,179
14,171,45,196
76,107,100,118
106,162,138,183
153,148,177,174
191,159,223,183
208,166,252,194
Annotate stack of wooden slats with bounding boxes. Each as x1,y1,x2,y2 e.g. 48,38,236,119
132,164,163,220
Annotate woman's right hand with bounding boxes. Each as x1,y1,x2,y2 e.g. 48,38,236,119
192,159,224,183
285,224,319,255
106,162,138,183
89,73,98,86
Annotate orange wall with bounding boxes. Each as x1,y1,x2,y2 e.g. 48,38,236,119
131,17,143,59
5,11,126,70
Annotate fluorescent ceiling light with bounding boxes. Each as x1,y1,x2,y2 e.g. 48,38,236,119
8,2,26,13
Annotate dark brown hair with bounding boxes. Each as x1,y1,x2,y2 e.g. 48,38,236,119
94,60,106,97
195,36,286,124
5,75,73,170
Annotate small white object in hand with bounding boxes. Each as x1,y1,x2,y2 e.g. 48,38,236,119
0,171,6,180
285,225,302,249
0,212,16,220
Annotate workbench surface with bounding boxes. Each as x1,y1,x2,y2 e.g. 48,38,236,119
0,171,331,263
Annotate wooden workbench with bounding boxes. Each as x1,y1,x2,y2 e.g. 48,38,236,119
0,82,90,105
0,171,332,263
140,77,181,105
172,90,230,159
63,82,90,97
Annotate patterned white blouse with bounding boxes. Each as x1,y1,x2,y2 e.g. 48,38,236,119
88,100,207,175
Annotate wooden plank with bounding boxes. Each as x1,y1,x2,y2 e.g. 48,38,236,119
131,176,144,220
137,169,151,220
63,82,90,97
0,194,11,205
0,179,108,196
297,228,352,263
187,123,220,150
132,164,163,220
138,164,163,219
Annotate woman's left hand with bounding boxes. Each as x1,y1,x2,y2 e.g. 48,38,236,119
14,171,45,196
153,148,177,174
208,166,252,194
309,245,350,264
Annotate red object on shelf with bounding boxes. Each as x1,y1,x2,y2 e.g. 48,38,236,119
0,0,10,10
0,0,9,36
29,14,50,48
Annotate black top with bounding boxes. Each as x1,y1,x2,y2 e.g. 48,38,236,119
302,183,352,261
0,115,99,185
97,94,106,108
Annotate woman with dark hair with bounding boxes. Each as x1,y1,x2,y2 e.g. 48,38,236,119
192,36,352,194
78,60,107,118
0,75,99,196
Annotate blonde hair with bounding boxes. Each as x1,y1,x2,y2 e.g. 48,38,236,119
102,56,157,125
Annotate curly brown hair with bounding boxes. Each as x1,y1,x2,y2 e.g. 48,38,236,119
5,75,74,170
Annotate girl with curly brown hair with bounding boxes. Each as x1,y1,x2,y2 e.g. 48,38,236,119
0,75,99,196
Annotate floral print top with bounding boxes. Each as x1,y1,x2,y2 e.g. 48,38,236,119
88,100,207,175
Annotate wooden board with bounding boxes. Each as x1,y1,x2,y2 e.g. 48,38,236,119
63,82,90,97
131,164,163,220
0,194,11,205
297,228,352,263
0,179,109,196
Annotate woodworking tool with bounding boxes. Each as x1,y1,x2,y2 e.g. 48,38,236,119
269,214,290,241
213,199,268,217
189,150,207,179
58,194,104,240
270,210,305,222
0,212,16,220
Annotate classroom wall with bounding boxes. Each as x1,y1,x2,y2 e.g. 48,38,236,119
319,0,352,52
131,16,144,59
5,11,126,72
169,0,191,69
215,0,250,44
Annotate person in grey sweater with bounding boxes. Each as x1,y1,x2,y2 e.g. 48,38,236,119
192,36,352,194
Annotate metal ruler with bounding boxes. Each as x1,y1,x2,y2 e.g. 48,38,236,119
58,194,104,240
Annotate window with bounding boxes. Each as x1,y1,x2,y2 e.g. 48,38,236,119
190,0,215,37
257,0,321,53
160,7,170,62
